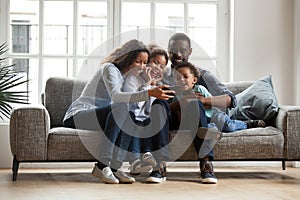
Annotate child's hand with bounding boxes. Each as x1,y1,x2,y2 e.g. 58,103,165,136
143,67,153,84
193,92,211,109
182,90,199,99
194,91,205,100
152,69,163,83
143,67,162,85
145,67,164,85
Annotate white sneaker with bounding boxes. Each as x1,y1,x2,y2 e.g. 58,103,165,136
92,165,119,184
145,170,166,183
129,159,153,175
114,170,135,183
142,152,157,167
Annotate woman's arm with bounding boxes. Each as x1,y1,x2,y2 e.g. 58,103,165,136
103,64,174,102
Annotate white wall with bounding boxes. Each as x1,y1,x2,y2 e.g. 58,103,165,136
232,0,295,105
0,0,8,44
295,0,300,105
0,124,12,168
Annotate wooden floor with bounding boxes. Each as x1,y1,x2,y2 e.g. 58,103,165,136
0,164,299,200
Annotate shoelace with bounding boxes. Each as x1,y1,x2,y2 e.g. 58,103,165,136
159,161,167,177
200,162,213,173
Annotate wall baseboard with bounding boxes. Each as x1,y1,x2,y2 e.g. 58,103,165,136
293,161,300,167
12,161,297,169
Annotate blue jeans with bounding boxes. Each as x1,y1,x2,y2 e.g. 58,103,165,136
145,99,171,162
189,101,214,160
113,112,144,163
63,104,128,169
63,105,111,131
210,111,247,132
170,100,214,160
122,99,171,164
110,99,171,168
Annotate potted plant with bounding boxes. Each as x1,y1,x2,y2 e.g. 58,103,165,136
0,42,29,120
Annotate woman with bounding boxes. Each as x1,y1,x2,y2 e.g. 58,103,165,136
63,39,174,184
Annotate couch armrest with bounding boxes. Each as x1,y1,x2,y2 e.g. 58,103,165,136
10,105,50,161
275,105,300,160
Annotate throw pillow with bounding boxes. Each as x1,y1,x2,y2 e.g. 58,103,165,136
229,75,278,124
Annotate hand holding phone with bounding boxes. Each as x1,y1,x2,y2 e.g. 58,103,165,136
162,86,175,97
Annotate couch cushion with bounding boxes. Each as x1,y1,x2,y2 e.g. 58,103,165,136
224,81,253,95
47,127,98,160
214,127,284,160
169,127,284,161
45,77,86,127
228,75,279,124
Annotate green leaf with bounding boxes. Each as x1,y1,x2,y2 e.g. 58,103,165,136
0,42,29,119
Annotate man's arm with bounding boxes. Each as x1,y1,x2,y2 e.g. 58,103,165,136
197,94,232,109
198,69,236,109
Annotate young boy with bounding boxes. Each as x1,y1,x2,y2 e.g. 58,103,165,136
173,61,266,133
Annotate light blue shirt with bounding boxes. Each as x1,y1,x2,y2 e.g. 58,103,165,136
193,84,213,118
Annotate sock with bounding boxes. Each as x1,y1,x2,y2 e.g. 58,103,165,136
97,162,107,170
111,168,117,172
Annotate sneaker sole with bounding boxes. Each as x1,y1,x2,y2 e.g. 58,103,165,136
145,176,166,183
92,166,119,184
201,177,217,184
114,171,135,183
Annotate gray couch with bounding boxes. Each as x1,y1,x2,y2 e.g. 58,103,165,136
10,77,300,181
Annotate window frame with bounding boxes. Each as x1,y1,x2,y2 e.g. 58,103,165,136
1,0,230,104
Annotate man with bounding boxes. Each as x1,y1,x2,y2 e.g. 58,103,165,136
165,33,237,184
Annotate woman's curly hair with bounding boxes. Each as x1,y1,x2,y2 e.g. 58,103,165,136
101,39,150,71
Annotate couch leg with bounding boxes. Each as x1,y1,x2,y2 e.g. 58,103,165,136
282,160,286,170
12,156,20,181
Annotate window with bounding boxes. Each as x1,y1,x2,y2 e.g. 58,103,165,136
2,0,228,104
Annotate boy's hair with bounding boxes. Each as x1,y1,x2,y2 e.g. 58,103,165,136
175,61,200,79
150,48,169,64
168,33,191,49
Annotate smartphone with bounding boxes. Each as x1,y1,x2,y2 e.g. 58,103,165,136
162,85,184,97
162,87,175,96
166,85,184,95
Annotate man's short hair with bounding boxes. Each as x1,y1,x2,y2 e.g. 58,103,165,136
168,33,191,48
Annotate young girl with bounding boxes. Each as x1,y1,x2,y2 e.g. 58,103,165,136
173,61,266,133
122,48,169,183
63,40,174,184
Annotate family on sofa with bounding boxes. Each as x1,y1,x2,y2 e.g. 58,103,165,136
61,33,268,185
12,55,298,182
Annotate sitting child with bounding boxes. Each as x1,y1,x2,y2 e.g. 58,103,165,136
173,61,266,133
122,47,169,182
